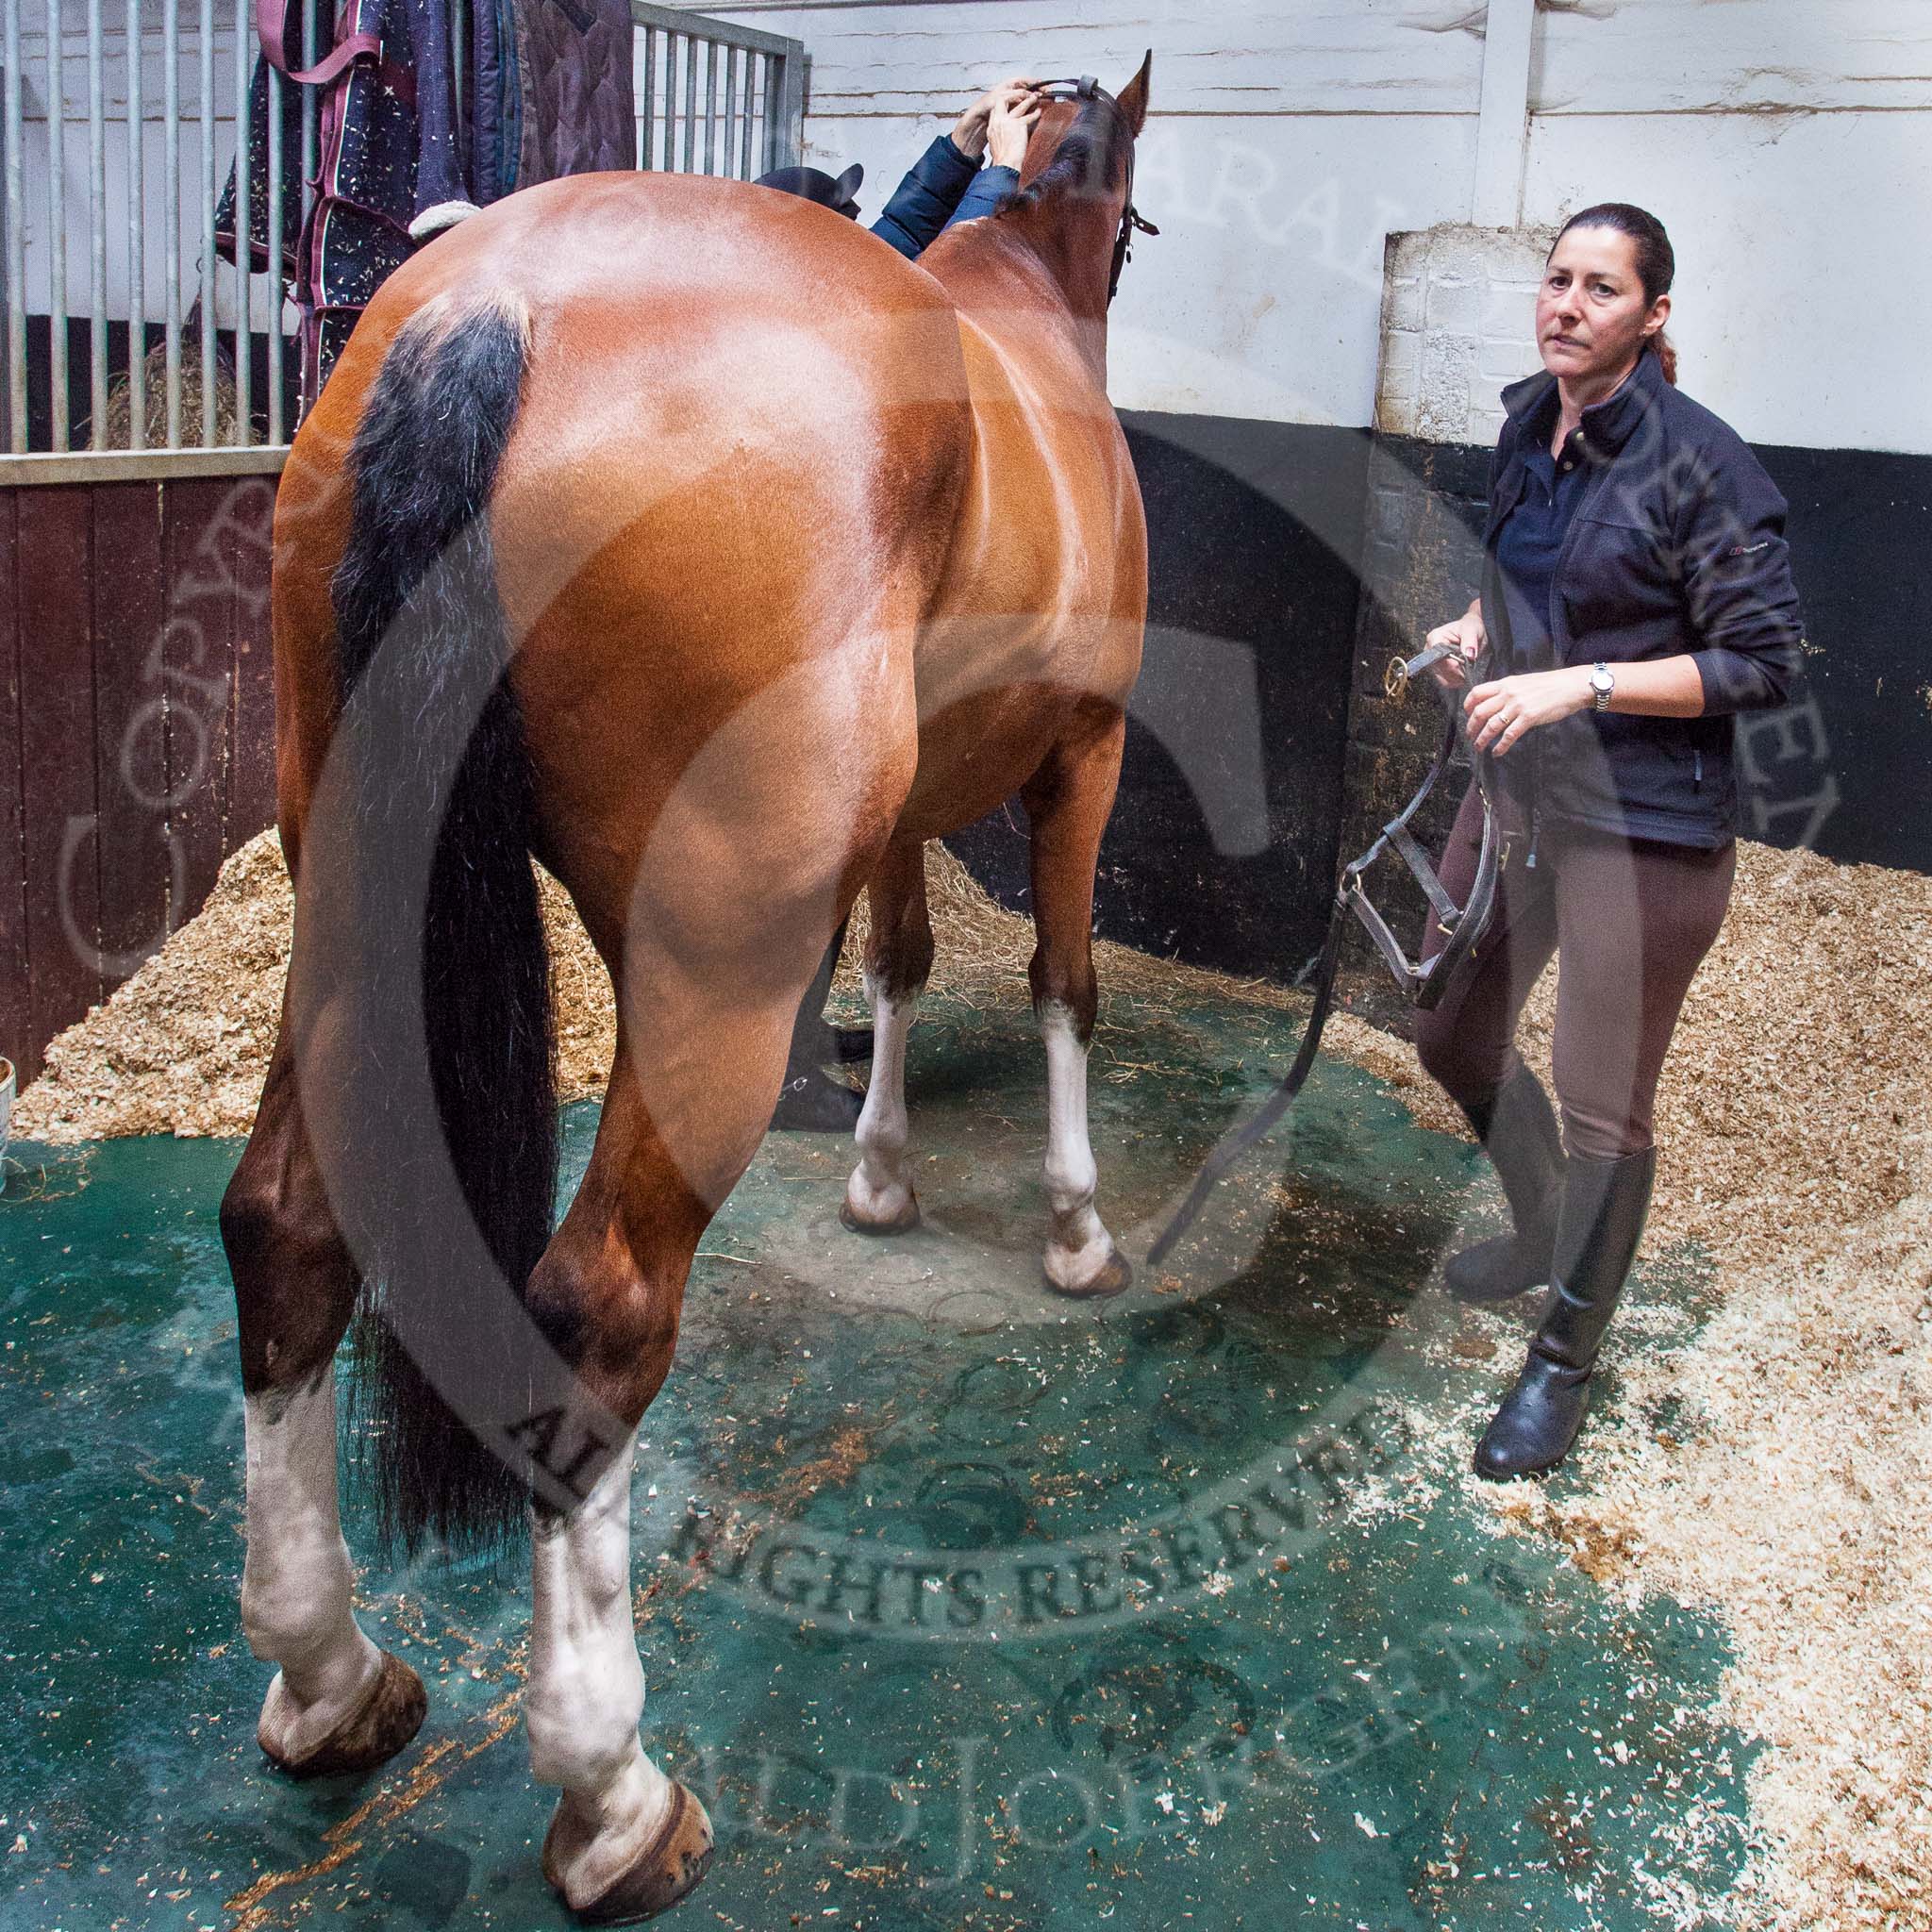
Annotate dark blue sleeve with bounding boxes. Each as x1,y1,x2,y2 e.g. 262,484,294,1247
1678,434,1807,715
870,136,979,260
943,165,1020,233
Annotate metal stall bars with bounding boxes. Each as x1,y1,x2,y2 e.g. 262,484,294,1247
0,0,806,475
632,0,804,185
0,0,320,476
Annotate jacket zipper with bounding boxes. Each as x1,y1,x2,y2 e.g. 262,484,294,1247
1694,750,1704,791
1526,806,1541,870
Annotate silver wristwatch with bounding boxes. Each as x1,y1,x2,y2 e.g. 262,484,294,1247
1590,661,1615,712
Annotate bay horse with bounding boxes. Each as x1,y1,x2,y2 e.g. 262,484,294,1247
219,57,1153,1924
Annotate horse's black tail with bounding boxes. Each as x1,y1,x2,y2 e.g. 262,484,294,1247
327,295,558,1560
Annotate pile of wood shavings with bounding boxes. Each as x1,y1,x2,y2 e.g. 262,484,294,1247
1464,850,1930,1930
15,834,296,1141
14,833,621,1141
15,827,1932,1932
1494,1148,1932,1932
10,829,1474,1142
32,831,1916,1286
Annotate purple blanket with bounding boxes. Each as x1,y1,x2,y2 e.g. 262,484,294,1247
220,0,636,408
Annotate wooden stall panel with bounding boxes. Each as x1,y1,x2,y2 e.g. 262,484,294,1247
744,0,1488,118
5,472,279,1089
224,477,280,843
91,485,172,978
15,488,100,1076
0,497,25,1079
162,477,240,927
1532,0,1932,116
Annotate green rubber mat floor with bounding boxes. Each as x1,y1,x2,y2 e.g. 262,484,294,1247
0,993,1751,1931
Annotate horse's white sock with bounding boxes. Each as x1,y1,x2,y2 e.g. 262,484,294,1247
242,1370,383,1757
845,982,921,1228
527,1434,675,1908
1040,1001,1117,1291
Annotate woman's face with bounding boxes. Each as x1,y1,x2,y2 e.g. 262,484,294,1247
1536,226,1670,386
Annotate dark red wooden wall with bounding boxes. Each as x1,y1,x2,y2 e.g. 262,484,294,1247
0,475,279,1088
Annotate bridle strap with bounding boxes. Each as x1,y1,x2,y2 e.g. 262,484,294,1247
1029,75,1159,304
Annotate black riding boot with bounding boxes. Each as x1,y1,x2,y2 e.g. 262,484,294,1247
1445,1067,1565,1304
770,922,866,1133
1474,1145,1656,1481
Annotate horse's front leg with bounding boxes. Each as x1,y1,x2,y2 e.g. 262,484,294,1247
842,835,933,1236
1024,707,1132,1300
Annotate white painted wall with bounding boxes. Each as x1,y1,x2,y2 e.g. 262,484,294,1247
19,0,1931,450
697,0,1932,455
1524,109,1932,454
1521,0,1932,452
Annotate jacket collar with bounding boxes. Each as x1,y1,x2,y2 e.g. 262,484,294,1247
1500,348,1665,458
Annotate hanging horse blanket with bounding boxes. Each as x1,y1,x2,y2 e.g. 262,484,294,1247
218,0,635,409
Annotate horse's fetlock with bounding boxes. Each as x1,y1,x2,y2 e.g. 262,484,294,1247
242,1564,349,1668
527,1681,643,1790
856,1106,909,1167
1044,1153,1099,1216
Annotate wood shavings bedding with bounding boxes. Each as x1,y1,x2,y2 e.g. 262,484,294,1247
14,829,1931,1930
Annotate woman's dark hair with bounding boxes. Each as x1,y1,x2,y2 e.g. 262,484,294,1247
1552,202,1678,385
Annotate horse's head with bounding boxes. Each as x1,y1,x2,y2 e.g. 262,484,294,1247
1019,58,1152,192
996,55,1156,325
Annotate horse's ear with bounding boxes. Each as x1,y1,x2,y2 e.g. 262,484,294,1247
1116,50,1153,137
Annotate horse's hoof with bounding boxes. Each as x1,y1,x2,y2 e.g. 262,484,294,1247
548,1780,715,1925
1044,1242,1132,1302
841,1191,921,1237
258,1649,427,1781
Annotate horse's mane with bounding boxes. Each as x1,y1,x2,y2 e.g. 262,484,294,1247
997,92,1131,217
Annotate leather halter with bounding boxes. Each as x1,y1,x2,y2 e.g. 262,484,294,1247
1030,76,1160,303
1147,641,1505,1271
1343,641,1505,1008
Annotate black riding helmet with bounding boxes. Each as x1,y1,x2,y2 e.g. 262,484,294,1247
754,161,866,220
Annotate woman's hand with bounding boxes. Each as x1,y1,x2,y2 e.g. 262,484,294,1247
953,79,1041,160
1425,604,1487,689
985,88,1044,169
1464,667,1594,756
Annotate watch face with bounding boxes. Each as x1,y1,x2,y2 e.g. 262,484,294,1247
1591,668,1614,694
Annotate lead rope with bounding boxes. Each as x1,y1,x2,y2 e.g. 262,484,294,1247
1146,642,1502,1270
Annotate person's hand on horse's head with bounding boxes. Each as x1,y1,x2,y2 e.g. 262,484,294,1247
986,89,1044,170
954,77,1043,159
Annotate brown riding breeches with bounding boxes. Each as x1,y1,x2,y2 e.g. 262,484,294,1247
1412,783,1737,1161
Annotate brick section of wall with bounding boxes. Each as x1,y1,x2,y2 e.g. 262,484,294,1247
1340,225,1550,1024
1338,438,1493,1020
1375,225,1551,448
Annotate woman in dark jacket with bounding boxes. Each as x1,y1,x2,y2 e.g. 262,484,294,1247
1419,203,1804,1480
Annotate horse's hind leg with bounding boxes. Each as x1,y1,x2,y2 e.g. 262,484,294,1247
841,834,934,1235
219,1033,428,1777
529,1426,710,1921
1024,704,1132,1300
517,1028,790,1919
